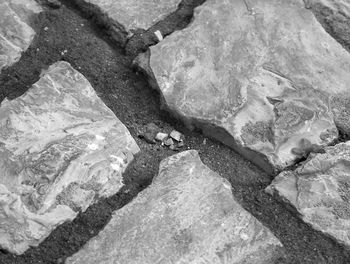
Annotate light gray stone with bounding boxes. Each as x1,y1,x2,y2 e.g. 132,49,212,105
67,150,284,264
138,0,350,173
170,130,182,142
266,142,350,248
155,132,168,141
75,0,181,35
0,0,42,71
0,61,140,254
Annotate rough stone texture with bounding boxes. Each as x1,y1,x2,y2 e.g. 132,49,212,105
304,1,350,136
266,142,350,248
75,0,182,35
0,0,42,71
67,150,283,264
305,0,350,51
0,61,140,254
138,0,350,174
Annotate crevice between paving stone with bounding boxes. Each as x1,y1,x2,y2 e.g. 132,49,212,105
59,0,129,47
1,1,350,263
65,0,207,57
283,125,350,174
0,6,43,101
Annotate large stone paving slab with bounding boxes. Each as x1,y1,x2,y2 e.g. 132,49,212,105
0,0,42,71
67,150,284,264
266,142,350,248
0,61,140,254
137,0,350,174
74,0,181,35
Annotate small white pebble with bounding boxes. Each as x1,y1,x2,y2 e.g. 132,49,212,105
155,132,168,142
154,30,163,42
44,26,49,31
170,130,182,142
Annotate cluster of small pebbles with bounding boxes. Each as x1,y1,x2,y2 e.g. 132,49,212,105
139,123,184,150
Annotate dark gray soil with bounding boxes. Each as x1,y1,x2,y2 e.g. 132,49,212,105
0,1,350,263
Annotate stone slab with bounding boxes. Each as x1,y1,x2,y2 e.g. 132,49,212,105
137,0,350,173
0,0,42,71
67,150,283,264
266,142,350,248
0,61,140,254
75,0,182,34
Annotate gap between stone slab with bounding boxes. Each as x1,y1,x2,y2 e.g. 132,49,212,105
283,126,350,174
59,0,129,48
63,0,207,57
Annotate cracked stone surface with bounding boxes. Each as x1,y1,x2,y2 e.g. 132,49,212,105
0,61,140,254
0,0,42,71
137,0,350,174
74,0,182,35
266,142,350,248
305,0,350,50
67,150,284,264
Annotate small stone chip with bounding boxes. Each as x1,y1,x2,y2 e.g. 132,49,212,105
154,30,163,42
155,132,168,142
164,138,174,146
170,130,182,142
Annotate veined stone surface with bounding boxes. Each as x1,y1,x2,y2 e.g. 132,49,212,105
0,61,140,254
266,142,350,248
138,0,350,173
305,0,350,50
0,0,42,71
67,150,284,264
75,0,181,34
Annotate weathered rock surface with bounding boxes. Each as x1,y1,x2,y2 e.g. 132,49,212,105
305,0,350,51
74,0,181,35
0,0,42,71
67,150,284,264
138,0,350,173
266,142,350,248
0,61,140,254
